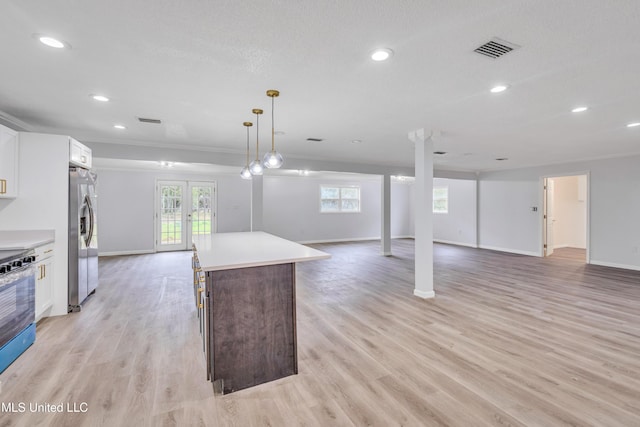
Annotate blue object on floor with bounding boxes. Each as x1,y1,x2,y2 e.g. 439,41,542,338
0,323,35,374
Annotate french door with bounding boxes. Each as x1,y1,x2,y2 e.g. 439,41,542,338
156,180,216,251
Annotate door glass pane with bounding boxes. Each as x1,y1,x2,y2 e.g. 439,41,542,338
191,186,212,237
160,185,182,245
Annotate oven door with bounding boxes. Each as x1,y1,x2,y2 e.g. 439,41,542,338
0,267,36,349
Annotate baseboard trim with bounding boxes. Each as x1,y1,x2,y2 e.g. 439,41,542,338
297,235,414,244
413,289,435,299
297,236,380,244
589,260,640,272
478,245,540,257
433,239,478,248
381,251,393,256
99,249,155,257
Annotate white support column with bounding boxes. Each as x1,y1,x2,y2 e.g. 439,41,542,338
411,129,435,299
251,175,263,231
381,174,392,256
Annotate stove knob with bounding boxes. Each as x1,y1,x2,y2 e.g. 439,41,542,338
0,264,10,273
12,260,22,268
23,256,35,264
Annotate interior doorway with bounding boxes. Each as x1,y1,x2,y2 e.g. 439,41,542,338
156,180,217,251
543,175,588,262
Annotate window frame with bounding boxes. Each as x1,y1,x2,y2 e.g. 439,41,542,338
319,185,361,213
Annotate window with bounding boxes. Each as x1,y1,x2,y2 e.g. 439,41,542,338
433,187,448,213
320,185,361,213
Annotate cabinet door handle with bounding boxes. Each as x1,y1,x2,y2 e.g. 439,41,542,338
0,179,6,194
197,287,204,309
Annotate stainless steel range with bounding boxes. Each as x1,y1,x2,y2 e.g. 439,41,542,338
0,249,36,373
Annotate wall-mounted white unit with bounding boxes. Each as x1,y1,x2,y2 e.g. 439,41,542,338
0,124,19,198
69,138,92,169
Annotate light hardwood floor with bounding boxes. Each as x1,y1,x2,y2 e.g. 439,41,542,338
1,240,639,426
549,247,587,262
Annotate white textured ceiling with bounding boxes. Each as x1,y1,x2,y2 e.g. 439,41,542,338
1,0,639,172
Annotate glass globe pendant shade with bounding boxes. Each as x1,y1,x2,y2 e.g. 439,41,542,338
249,159,263,175
263,150,283,168
264,89,283,169
240,166,252,179
240,121,253,179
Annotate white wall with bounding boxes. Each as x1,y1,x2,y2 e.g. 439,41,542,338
96,168,251,254
98,169,415,252
262,175,380,243
432,178,477,247
478,174,540,256
478,155,640,270
261,175,413,243
391,181,413,238
551,176,586,249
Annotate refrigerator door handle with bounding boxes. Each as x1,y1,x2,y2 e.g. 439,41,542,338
84,194,95,247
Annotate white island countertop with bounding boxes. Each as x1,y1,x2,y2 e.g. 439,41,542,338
0,229,55,250
193,231,330,271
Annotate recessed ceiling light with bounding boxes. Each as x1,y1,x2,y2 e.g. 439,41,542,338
113,124,126,130
490,85,509,93
33,34,70,49
351,139,362,144
371,48,393,61
572,106,588,113
627,122,640,128
39,36,65,48
91,94,110,102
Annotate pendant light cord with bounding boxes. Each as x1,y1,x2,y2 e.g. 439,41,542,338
246,126,250,166
271,95,275,151
255,112,260,161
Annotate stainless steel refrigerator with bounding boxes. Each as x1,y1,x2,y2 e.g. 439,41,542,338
68,167,98,312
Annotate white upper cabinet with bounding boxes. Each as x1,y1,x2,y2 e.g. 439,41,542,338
0,124,19,198
69,138,92,169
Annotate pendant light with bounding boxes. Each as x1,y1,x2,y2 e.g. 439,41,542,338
240,121,253,179
263,89,283,168
249,109,264,175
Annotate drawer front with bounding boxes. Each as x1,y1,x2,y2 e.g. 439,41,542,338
34,243,54,262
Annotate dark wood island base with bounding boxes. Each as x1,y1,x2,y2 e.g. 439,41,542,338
207,263,297,394
192,232,330,394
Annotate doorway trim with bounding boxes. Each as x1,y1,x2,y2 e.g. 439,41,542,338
539,171,590,263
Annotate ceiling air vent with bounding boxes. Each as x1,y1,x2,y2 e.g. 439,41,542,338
137,117,162,124
474,38,520,59
306,138,323,142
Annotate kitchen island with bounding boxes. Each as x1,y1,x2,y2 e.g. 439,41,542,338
192,232,330,394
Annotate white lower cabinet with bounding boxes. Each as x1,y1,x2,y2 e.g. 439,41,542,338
35,243,54,320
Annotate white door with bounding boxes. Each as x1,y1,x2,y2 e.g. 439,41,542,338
543,178,555,256
157,180,216,251
187,182,216,244
157,181,187,251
